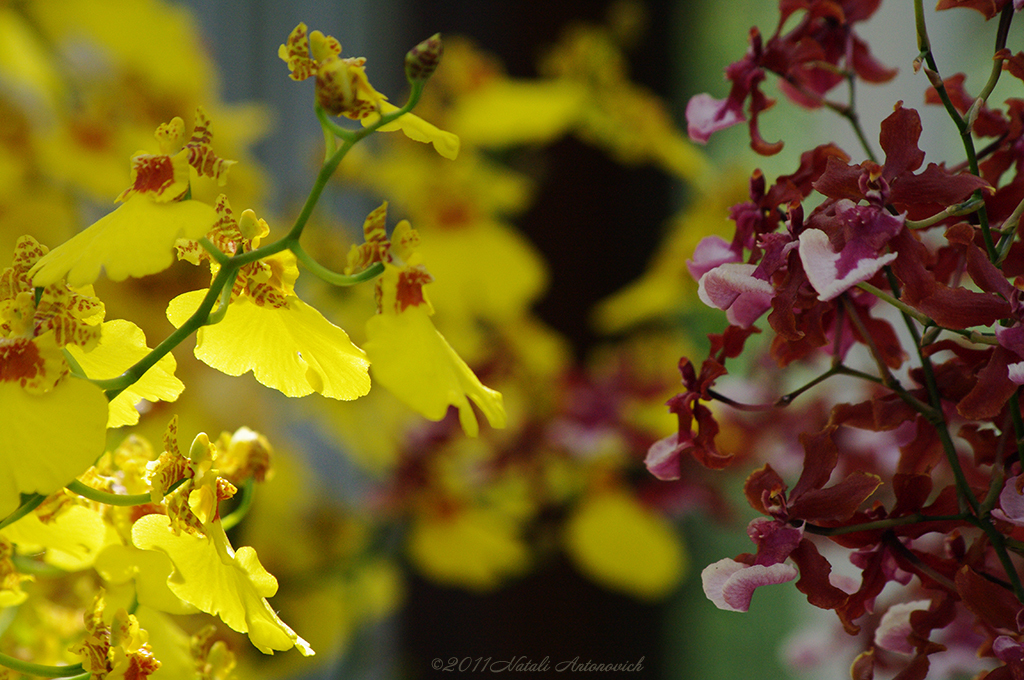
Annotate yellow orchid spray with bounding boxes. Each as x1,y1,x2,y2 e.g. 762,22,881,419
0,7,510,676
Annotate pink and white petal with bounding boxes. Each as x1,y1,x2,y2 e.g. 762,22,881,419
720,562,799,611
686,93,745,144
798,229,897,301
996,475,1024,526
1008,360,1024,385
645,431,690,481
702,558,798,612
687,236,740,281
725,290,775,327
874,600,932,654
697,263,774,314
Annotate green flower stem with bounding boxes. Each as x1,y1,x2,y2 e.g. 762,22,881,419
856,282,998,346
288,80,424,244
904,196,985,230
883,532,958,592
92,80,425,403
997,193,1024,264
198,237,231,266
1011,392,1024,464
65,480,154,507
204,277,235,326
856,282,930,325
914,0,996,260
0,494,44,531
975,4,1014,104
11,554,65,577
0,653,83,678
220,478,254,531
981,411,1015,514
99,263,235,400
802,512,966,537
841,73,877,164
841,296,935,416
290,241,384,286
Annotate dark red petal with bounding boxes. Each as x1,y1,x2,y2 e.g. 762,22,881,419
880,103,926,182
955,565,1020,631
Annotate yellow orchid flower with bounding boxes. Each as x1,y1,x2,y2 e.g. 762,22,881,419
70,593,160,679
168,200,370,400
359,218,505,437
279,23,459,159
0,237,107,516
30,109,231,287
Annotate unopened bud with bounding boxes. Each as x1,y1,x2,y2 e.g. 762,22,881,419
405,33,442,83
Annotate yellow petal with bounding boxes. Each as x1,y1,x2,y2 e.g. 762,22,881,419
95,544,198,616
363,305,505,437
68,319,183,427
2,504,113,570
420,219,546,322
132,514,313,656
31,196,218,287
371,102,460,160
450,80,586,146
166,291,370,400
0,377,107,516
407,507,529,591
565,490,686,600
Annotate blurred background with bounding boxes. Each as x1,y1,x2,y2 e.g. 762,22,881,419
0,0,997,678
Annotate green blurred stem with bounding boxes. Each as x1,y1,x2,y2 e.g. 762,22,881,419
802,512,966,537
914,0,996,260
0,494,44,531
856,282,998,346
0,653,83,678
220,478,254,531
290,242,385,286
65,480,153,507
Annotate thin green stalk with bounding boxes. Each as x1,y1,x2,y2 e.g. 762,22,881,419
290,242,384,286
802,512,967,537
66,480,154,507
0,494,44,531
0,653,83,678
99,263,236,399
914,0,996,260
90,81,425,402
221,478,254,531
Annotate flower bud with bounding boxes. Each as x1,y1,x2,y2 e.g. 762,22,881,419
405,33,443,83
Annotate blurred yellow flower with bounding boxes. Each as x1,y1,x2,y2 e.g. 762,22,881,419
565,488,686,600
0,238,107,516
407,505,530,591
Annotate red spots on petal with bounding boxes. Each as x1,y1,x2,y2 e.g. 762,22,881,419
0,338,43,386
128,155,177,196
396,266,434,312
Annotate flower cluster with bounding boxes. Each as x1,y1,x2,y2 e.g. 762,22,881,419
658,0,1024,677
0,5,511,676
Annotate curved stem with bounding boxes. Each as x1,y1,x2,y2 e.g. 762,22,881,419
802,512,967,537
290,242,384,286
914,0,995,260
0,653,83,678
220,478,254,531
0,494,45,531
65,480,154,507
